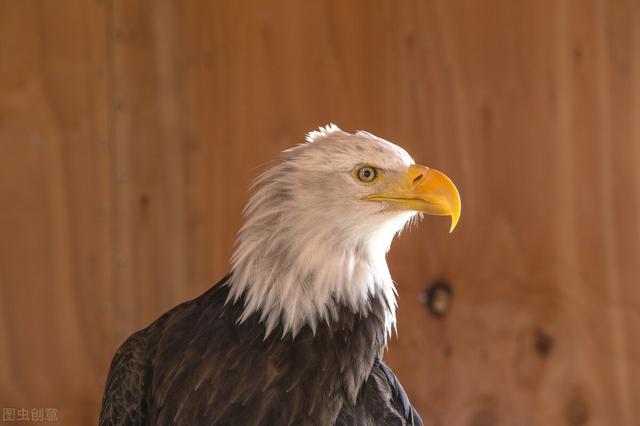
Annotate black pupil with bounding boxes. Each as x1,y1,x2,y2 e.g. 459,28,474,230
363,170,371,178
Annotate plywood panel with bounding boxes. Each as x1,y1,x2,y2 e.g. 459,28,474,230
384,1,640,425
108,0,191,339
0,0,110,423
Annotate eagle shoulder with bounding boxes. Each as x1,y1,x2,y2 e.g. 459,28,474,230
336,358,424,426
376,360,424,426
99,329,149,426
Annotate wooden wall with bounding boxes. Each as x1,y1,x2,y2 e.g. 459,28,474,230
1,0,639,424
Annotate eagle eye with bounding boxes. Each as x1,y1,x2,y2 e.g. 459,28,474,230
356,166,377,183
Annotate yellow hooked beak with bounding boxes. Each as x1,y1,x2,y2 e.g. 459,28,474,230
364,165,461,232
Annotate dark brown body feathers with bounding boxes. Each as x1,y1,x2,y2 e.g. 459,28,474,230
99,275,423,425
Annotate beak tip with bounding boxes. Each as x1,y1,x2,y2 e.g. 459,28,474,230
419,167,461,234
449,217,459,233
448,205,461,234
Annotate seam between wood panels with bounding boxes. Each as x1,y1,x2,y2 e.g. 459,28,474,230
104,0,120,353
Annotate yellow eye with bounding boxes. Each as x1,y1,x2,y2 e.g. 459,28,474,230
356,166,377,183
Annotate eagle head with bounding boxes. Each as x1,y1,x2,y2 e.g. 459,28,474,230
228,125,460,337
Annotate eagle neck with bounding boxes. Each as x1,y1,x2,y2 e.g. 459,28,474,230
227,235,397,340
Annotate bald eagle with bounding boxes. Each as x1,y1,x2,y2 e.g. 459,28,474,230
99,125,460,425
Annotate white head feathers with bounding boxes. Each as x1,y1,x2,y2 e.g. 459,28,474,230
227,125,418,338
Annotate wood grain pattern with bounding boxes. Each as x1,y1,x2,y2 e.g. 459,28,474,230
0,1,111,423
1,0,639,424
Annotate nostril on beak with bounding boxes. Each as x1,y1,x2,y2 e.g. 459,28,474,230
412,174,423,184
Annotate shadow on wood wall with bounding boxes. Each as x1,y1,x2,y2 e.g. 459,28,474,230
1,0,639,424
